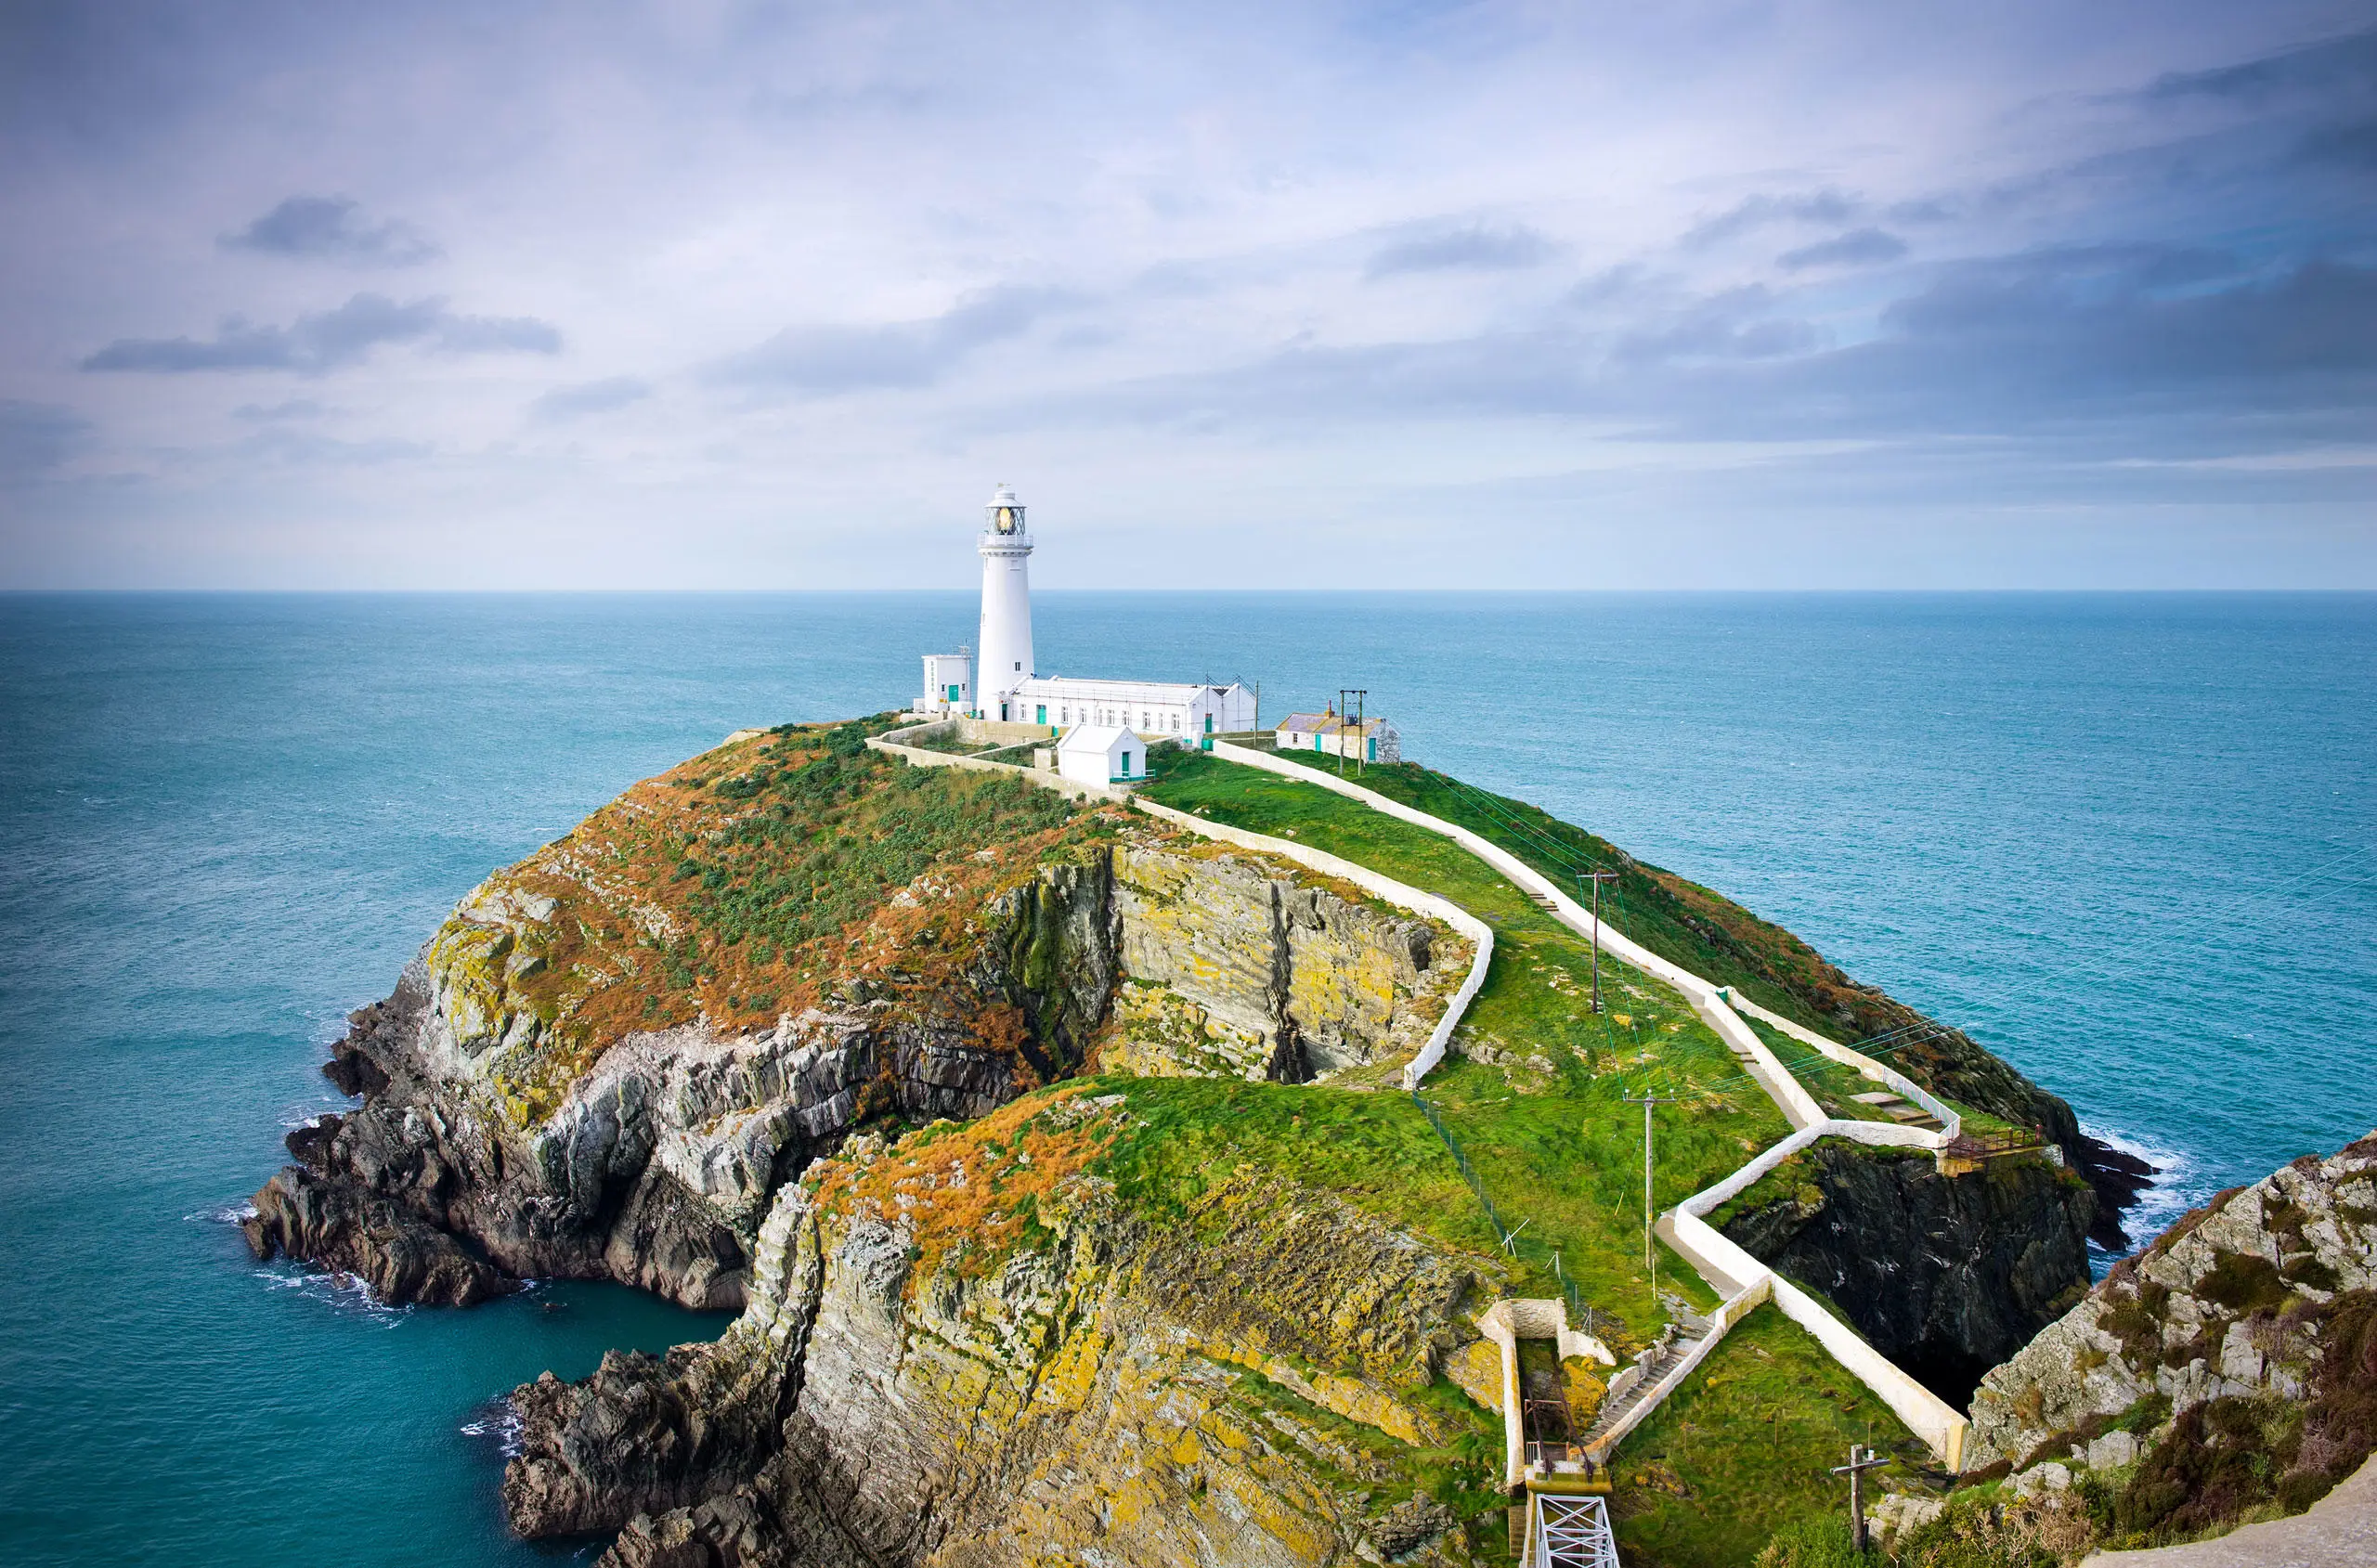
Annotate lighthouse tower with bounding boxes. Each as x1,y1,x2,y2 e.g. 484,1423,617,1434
976,483,1035,719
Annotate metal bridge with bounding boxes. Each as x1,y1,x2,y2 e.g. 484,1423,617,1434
1524,1489,1621,1568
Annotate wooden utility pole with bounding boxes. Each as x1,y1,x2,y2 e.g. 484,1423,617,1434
1620,1091,1676,1284
1577,870,1618,1013
1832,1445,1888,1552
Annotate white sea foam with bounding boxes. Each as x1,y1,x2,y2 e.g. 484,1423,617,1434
460,1400,526,1458
2081,1121,2209,1270
250,1263,412,1327
185,1199,259,1225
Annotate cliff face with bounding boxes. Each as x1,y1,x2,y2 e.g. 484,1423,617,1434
1719,1144,2095,1403
1106,841,1458,1083
245,725,1464,1310
502,1089,1505,1568
1280,756,2151,1246
1944,1133,2377,1553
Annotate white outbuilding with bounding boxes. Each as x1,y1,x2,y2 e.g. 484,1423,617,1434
1057,724,1147,789
1275,707,1401,764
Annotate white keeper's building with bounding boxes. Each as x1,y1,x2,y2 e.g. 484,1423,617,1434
917,486,1258,745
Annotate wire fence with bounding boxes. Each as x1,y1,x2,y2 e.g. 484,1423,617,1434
1411,1088,1607,1338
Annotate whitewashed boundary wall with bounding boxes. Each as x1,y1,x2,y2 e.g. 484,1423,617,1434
870,720,1123,802
1133,798,1493,1090
866,731,1974,1467
1723,990,1961,1145
1202,740,1971,1468
867,727,1492,1088
1668,1122,1971,1470
1207,742,1837,1124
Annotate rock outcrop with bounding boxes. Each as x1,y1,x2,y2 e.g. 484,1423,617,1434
1107,841,1461,1083
1951,1132,2377,1553
502,1090,1506,1568
1719,1142,2095,1403
245,729,1464,1311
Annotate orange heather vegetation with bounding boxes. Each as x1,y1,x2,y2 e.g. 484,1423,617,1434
806,1086,1124,1286
479,717,1132,1074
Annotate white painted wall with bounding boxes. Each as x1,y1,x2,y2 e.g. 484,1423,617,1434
1057,724,1140,786
1133,797,1492,1090
977,517,1034,715
1201,739,1973,1470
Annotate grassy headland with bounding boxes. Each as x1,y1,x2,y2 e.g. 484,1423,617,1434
1254,745,2069,1141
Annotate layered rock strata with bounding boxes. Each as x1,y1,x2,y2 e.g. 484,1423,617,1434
504,1092,1505,1567
246,761,1463,1311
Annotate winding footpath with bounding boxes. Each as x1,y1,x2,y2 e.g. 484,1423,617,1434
870,721,1973,1473
1193,741,1973,1473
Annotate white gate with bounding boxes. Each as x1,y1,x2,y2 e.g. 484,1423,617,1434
1527,1492,1620,1568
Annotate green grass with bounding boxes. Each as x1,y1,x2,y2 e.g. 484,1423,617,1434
1142,749,1789,1330
1743,1018,1906,1126
1248,742,2062,1138
1609,1304,1929,1568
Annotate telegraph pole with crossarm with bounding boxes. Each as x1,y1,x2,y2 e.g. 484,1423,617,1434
1577,869,1618,1013
1832,1445,1889,1552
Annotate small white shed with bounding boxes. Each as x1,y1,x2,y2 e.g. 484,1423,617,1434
1057,724,1145,788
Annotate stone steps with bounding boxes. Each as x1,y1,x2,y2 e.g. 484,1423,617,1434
1578,1313,1716,1452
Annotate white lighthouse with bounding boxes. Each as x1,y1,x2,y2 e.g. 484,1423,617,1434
914,485,1258,738
976,483,1035,719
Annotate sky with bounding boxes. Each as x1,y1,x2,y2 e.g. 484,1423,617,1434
1,0,2372,590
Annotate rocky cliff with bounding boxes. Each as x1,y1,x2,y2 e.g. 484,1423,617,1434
1921,1132,2377,1557
1274,755,2156,1249
1719,1143,2095,1403
502,1086,1508,1567
245,719,2148,1567
245,720,1465,1310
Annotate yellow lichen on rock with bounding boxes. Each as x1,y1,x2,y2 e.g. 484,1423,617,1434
1446,1339,1504,1414
1561,1356,1607,1432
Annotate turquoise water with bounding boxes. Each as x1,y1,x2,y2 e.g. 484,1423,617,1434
2,590,2371,1564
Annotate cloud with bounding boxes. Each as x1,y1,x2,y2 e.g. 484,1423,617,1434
1566,266,1652,307
708,286,1077,395
232,398,330,421
1682,188,1863,249
80,294,561,374
1366,222,1558,279
1015,240,2375,469
1778,227,1909,270
1616,285,1818,364
1634,252,2377,450
2144,26,2377,109
235,429,430,466
530,376,652,420
0,400,92,479
2298,116,2377,170
222,196,441,265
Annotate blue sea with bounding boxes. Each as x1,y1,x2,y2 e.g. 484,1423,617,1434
2,591,2372,1565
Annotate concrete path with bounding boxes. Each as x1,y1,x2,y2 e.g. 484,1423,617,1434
2081,1453,2377,1567
1201,741,1976,1469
